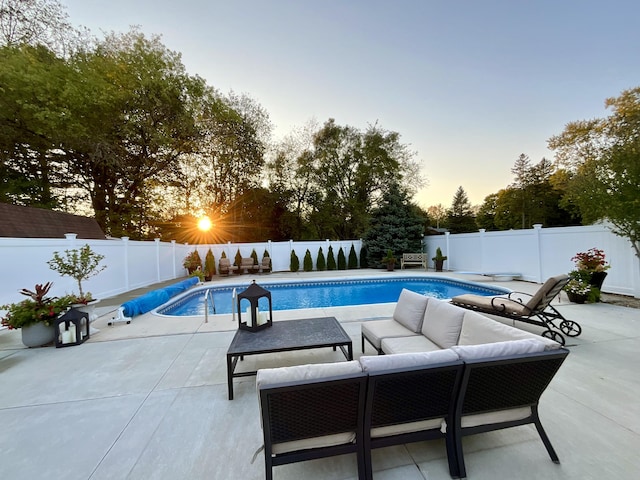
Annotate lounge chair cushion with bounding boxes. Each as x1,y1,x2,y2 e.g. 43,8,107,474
257,361,363,454
457,311,560,350
393,288,430,333
381,335,441,354
359,348,459,372
362,319,421,350
420,299,465,348
452,294,529,315
524,274,568,310
451,339,546,360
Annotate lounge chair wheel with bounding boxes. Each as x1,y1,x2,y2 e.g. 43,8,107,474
559,320,582,337
541,329,565,346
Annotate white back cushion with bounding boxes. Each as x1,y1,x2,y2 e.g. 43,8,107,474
256,361,362,389
421,299,465,348
393,288,430,333
359,349,459,372
451,339,546,360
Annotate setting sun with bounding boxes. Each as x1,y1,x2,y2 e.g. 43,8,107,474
197,216,212,232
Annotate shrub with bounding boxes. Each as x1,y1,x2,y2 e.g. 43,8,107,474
251,248,258,265
204,248,216,278
327,246,336,270
348,244,358,269
337,247,347,270
234,249,242,268
303,249,313,271
290,250,300,272
359,245,368,268
316,247,326,271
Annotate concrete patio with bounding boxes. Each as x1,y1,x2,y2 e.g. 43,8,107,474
1,271,639,480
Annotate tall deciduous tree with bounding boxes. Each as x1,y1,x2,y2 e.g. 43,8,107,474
548,87,640,258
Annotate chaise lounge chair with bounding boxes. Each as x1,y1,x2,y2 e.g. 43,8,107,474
218,258,238,276
450,274,581,346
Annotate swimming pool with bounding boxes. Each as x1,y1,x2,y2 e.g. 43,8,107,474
156,276,510,317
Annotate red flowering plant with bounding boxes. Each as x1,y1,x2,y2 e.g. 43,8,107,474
571,248,610,273
0,282,72,330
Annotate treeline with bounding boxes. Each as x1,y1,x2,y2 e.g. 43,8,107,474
0,1,424,242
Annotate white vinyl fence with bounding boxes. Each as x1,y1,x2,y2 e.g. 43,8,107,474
424,224,640,298
0,236,363,306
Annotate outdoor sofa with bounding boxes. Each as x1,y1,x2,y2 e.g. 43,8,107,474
256,290,568,479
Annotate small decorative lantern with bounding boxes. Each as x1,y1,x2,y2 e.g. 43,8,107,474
237,280,272,332
54,308,90,348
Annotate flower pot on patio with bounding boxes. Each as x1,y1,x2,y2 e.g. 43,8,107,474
21,322,55,347
566,291,587,304
589,271,608,291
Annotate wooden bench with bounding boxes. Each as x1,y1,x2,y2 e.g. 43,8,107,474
400,253,428,270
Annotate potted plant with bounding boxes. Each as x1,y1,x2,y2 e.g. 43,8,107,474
183,249,202,274
47,244,107,329
571,248,610,294
382,249,396,271
1,282,72,347
204,248,216,281
563,276,596,304
432,247,447,272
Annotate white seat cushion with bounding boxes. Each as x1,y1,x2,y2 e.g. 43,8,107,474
381,335,441,354
361,319,420,350
421,299,465,348
372,418,445,438
393,288,430,333
462,407,532,428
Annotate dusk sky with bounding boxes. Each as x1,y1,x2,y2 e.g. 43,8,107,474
62,0,639,209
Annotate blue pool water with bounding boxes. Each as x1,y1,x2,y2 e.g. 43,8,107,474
156,276,509,317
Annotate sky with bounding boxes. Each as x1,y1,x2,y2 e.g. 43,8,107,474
61,0,640,209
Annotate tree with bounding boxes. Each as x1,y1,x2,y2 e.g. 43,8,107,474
548,87,640,259
348,244,358,269
303,249,313,271
337,247,346,270
316,247,326,271
447,186,477,233
327,246,336,270
362,182,425,267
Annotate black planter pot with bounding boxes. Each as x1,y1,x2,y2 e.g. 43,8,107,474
589,271,608,290
566,291,587,304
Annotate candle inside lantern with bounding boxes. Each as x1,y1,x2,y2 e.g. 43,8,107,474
245,306,252,327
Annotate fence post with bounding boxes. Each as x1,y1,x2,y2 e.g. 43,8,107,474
445,231,451,270
122,237,130,291
155,238,161,282
533,224,543,283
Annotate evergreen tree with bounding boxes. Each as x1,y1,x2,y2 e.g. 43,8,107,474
250,249,258,265
327,246,337,270
348,244,358,269
447,186,477,233
362,182,425,267
290,250,300,272
359,245,368,268
337,247,347,270
234,249,242,268
316,247,326,271
303,249,313,271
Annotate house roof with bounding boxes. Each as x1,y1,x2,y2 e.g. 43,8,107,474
0,203,106,239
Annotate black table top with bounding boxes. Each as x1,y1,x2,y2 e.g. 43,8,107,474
227,317,351,355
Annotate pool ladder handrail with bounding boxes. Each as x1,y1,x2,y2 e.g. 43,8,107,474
204,289,216,323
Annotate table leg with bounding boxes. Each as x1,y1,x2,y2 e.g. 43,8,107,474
227,353,235,400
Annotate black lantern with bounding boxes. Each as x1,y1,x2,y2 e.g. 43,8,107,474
54,308,90,348
237,280,272,332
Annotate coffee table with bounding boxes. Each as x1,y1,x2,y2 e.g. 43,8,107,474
226,316,353,400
